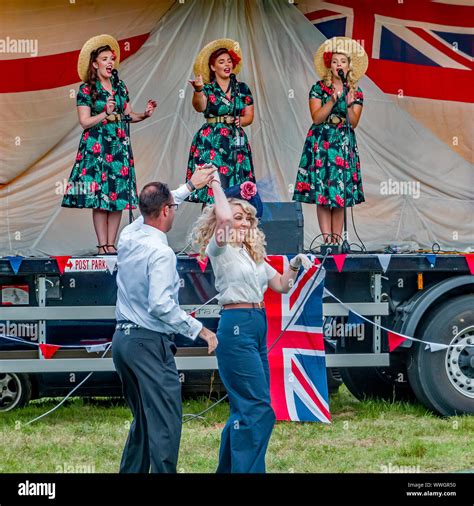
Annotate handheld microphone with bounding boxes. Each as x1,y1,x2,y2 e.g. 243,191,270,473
337,69,346,83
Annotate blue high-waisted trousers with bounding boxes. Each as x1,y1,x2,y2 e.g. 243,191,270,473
215,308,276,473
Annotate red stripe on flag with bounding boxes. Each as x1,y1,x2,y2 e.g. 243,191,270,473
408,27,473,70
0,34,149,93
289,265,317,309
464,254,474,275
291,358,331,421
306,9,342,22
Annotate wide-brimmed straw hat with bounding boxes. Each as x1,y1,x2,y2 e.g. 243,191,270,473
193,38,243,83
314,36,368,81
77,34,120,82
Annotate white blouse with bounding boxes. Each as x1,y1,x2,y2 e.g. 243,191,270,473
206,235,278,305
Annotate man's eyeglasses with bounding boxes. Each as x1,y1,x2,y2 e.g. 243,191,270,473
167,203,179,210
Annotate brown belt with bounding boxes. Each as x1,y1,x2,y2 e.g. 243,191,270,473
222,302,265,310
206,116,235,125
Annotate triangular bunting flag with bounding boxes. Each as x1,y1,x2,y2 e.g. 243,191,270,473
39,343,61,359
376,254,391,274
190,311,196,318
197,256,209,273
52,256,72,275
424,342,449,353
85,344,109,353
348,310,365,326
104,256,118,274
425,254,437,268
6,256,23,275
464,253,474,275
388,331,408,352
333,254,347,273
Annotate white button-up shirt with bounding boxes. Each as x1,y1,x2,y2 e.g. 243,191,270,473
206,235,278,305
115,185,202,340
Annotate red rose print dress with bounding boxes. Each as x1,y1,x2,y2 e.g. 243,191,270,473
185,80,256,204
61,80,137,211
292,80,365,207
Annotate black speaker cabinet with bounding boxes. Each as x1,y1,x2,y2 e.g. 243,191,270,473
259,201,304,254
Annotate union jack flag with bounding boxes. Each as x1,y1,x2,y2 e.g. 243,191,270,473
304,0,473,102
264,256,330,423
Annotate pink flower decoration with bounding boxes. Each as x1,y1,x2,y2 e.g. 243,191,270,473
82,86,90,95
202,127,211,137
219,166,229,175
110,192,117,201
220,128,229,137
210,149,216,160
237,153,245,164
120,166,129,177
105,154,113,163
90,182,99,193
315,159,323,167
323,141,330,150
76,152,83,161
240,181,257,200
92,143,101,155
83,131,89,141
101,172,107,182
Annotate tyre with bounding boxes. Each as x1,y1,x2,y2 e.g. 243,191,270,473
407,294,474,416
0,373,32,412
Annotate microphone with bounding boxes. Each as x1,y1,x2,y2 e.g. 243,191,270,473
337,69,346,83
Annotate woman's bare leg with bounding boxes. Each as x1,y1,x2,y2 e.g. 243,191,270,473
106,211,123,252
331,207,344,243
317,205,332,243
92,209,108,253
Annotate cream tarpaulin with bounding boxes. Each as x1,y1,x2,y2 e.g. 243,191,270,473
0,0,472,256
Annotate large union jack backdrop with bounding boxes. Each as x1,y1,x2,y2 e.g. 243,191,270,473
264,256,330,423
303,0,472,102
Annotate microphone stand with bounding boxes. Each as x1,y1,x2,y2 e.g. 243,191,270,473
340,73,351,254
112,70,134,224
230,74,243,187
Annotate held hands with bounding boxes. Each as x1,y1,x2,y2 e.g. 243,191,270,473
331,89,342,104
199,327,218,354
144,99,157,118
289,253,313,271
191,164,218,189
188,74,204,92
346,89,355,108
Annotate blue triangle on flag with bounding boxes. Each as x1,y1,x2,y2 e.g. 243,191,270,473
6,256,23,275
425,254,437,268
348,310,364,326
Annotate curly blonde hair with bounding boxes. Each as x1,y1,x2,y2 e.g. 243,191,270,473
190,198,268,264
323,53,358,93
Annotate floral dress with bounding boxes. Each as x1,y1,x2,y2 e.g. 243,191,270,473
61,80,138,211
185,80,256,204
293,80,364,208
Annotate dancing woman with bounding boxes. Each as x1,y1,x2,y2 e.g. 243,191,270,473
293,37,368,244
62,34,157,254
186,39,256,204
191,173,312,473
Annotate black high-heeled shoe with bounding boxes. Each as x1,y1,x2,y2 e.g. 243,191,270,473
106,244,117,255
96,244,108,256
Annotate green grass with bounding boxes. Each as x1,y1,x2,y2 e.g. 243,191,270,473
0,387,472,473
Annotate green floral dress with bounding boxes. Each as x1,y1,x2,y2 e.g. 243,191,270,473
293,80,364,208
61,80,138,211
186,80,256,204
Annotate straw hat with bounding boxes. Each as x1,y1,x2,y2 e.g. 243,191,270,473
193,38,243,83
314,36,368,81
77,34,120,82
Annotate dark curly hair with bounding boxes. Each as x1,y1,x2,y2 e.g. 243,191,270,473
86,45,114,105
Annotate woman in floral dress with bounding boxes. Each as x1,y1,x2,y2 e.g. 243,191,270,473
62,35,156,255
186,39,255,204
293,37,368,244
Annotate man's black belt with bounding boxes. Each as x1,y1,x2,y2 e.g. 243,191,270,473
116,320,142,331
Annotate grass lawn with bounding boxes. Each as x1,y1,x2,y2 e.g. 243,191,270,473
0,386,472,473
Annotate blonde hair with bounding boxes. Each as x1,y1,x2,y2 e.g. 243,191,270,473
323,53,358,93
190,198,268,263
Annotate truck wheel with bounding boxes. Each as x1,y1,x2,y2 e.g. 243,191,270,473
0,373,32,412
407,295,474,416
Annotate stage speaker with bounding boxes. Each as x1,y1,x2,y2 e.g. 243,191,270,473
259,202,304,254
